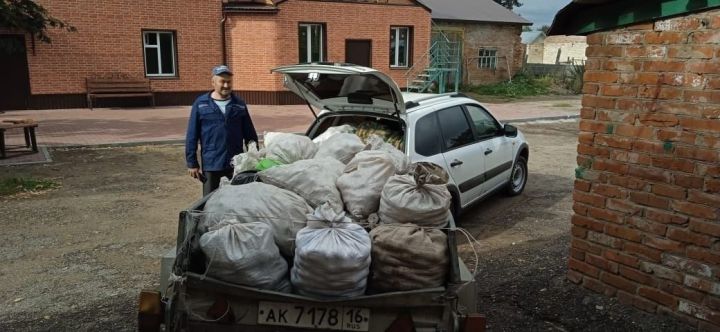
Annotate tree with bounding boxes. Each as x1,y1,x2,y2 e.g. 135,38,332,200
493,0,523,10
0,0,76,52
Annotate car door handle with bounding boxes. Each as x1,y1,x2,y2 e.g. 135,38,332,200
450,159,463,167
484,149,493,155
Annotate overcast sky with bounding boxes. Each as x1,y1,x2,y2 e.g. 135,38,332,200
513,0,573,28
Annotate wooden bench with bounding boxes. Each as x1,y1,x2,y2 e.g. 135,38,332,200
86,77,155,110
0,118,38,159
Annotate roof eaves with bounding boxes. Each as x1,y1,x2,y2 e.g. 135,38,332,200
434,17,532,25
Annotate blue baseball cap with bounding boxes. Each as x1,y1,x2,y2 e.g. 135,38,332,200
212,65,233,76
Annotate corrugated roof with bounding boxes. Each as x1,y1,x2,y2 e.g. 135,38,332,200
418,0,531,25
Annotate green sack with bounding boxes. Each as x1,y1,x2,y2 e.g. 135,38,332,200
256,158,282,171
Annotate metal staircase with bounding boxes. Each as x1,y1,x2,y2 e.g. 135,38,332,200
405,30,462,94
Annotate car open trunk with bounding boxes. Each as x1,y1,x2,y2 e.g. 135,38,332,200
163,195,477,332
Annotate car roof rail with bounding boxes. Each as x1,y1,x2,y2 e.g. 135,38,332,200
450,92,468,98
405,93,458,109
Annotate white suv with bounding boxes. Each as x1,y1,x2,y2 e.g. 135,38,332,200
272,63,529,216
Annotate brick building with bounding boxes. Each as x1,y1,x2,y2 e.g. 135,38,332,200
522,34,588,65
0,0,430,110
550,0,720,329
420,0,530,85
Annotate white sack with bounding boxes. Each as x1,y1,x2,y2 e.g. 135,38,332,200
312,125,355,144
231,141,264,175
337,150,396,219
201,182,312,256
366,134,409,174
200,221,291,292
378,162,452,227
314,133,366,164
291,204,372,298
258,158,346,212
264,132,317,164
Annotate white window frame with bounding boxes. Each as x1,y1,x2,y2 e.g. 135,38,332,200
299,23,324,63
143,31,176,77
390,26,410,68
478,48,497,69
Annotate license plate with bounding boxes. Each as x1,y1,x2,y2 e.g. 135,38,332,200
258,301,370,331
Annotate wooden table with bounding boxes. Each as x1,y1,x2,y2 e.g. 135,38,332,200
0,119,38,159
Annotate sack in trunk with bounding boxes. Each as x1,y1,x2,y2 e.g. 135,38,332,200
201,182,312,256
264,132,317,164
366,134,408,174
337,150,396,219
200,221,291,292
368,224,448,292
314,133,366,164
378,162,451,227
291,204,372,298
259,158,346,213
312,125,355,144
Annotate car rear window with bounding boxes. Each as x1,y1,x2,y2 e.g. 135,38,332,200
414,113,442,156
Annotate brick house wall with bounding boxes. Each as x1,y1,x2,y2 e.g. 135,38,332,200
570,9,720,329
25,0,223,108
3,0,429,108
434,21,525,85
226,0,430,96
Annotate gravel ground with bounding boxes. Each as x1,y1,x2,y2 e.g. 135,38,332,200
0,120,694,331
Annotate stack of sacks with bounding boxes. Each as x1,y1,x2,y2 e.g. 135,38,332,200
312,125,355,144
378,162,452,227
264,132,317,164
291,204,372,298
366,134,409,174
200,221,291,292
369,224,449,291
336,150,396,219
314,133,366,164
201,182,312,256
259,158,346,213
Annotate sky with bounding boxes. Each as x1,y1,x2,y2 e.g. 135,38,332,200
513,0,573,29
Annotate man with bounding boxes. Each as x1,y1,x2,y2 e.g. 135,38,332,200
185,65,258,196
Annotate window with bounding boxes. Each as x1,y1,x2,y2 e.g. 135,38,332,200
478,48,497,69
437,106,475,150
415,113,442,156
465,104,502,139
390,27,411,68
299,23,325,63
143,31,176,77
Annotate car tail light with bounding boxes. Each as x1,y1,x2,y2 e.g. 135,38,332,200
138,290,163,332
462,313,486,332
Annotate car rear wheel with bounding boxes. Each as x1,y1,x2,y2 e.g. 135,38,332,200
505,156,527,196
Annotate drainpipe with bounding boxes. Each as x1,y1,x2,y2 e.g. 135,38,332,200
221,13,228,65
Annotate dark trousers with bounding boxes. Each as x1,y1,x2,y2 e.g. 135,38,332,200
203,169,234,196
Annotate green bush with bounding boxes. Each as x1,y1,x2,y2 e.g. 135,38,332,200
464,74,552,98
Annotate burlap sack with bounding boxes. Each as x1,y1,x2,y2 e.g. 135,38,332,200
378,162,452,227
314,133,366,164
337,150,396,219
369,224,448,291
264,132,317,164
366,134,408,174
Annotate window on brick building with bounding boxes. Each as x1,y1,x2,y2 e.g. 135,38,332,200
299,23,325,63
478,48,497,69
390,26,412,68
143,31,177,77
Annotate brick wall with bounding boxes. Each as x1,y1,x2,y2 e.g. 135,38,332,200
571,9,720,329
226,0,431,91
28,0,223,95
435,21,525,85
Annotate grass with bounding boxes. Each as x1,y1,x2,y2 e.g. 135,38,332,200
462,74,552,99
0,178,60,196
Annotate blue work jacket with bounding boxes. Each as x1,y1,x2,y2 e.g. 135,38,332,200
185,92,258,171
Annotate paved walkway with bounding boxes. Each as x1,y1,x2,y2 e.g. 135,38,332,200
1,98,580,147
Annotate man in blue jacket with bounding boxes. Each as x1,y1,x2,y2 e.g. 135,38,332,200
185,65,258,196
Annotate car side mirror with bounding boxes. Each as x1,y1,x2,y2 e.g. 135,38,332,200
504,124,518,137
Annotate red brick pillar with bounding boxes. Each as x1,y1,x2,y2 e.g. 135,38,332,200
570,10,720,329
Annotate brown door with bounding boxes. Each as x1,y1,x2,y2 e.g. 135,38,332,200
0,35,31,110
345,40,372,67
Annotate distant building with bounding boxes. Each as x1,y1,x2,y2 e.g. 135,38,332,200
522,31,587,65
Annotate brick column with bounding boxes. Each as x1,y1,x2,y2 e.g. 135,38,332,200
570,10,720,329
